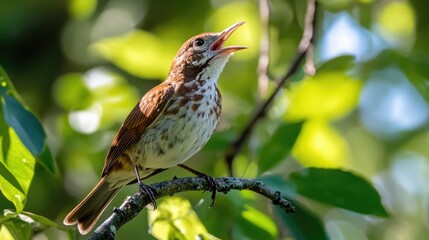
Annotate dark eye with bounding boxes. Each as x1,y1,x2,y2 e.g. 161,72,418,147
194,38,205,47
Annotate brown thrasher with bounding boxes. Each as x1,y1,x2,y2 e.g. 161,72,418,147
63,22,246,235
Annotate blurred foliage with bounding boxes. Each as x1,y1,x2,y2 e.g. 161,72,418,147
0,0,429,239
148,197,220,240
289,168,388,216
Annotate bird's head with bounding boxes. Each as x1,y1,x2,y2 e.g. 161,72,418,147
169,21,246,82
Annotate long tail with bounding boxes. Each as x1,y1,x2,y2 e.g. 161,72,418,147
63,177,121,235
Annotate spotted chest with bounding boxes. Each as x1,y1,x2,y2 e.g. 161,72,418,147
129,80,221,169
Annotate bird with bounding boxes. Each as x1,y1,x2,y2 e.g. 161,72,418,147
63,21,246,235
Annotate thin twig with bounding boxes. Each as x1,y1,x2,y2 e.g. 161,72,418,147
305,44,316,76
303,0,316,76
89,177,294,240
225,0,318,176
257,0,271,98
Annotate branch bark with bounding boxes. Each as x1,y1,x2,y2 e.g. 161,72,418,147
225,0,318,175
89,177,294,240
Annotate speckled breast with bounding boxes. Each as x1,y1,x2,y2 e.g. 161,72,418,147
132,80,221,170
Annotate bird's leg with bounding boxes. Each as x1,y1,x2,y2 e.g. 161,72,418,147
178,164,218,207
133,165,157,209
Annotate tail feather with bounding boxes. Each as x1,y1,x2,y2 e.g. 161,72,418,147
64,177,121,235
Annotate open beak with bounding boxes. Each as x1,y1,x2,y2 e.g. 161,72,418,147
211,21,247,54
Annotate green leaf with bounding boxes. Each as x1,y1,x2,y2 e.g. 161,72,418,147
0,115,35,212
93,30,176,79
259,121,303,173
0,225,14,240
148,197,220,240
20,211,70,231
277,200,328,240
235,210,276,240
35,145,57,176
1,94,45,156
289,168,389,217
360,50,429,102
1,218,32,240
0,163,24,211
0,66,57,175
69,0,97,19
2,210,73,236
241,205,278,239
53,73,91,110
399,55,429,102
260,175,296,197
285,73,362,121
292,120,348,168
410,55,429,79
317,55,356,73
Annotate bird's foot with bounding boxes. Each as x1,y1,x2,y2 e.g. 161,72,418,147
177,164,218,207
200,174,218,207
138,182,157,209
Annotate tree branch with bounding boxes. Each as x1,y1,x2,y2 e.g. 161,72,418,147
225,0,318,175
89,177,294,240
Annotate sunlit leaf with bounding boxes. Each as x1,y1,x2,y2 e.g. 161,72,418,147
35,146,56,176
292,120,348,168
94,83,140,128
148,197,220,240
378,1,415,38
0,68,45,156
233,210,277,240
1,210,70,235
232,154,258,179
289,168,389,217
0,163,25,212
93,30,176,79
277,200,328,240
208,1,259,60
285,72,362,120
14,211,70,231
69,0,97,19
1,95,45,156
53,73,91,110
1,218,31,240
0,66,57,175
0,115,35,212
64,68,140,133
259,121,303,173
0,225,14,240
241,205,278,239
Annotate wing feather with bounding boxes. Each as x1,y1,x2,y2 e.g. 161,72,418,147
102,82,175,176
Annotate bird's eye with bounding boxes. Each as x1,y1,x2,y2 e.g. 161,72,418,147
194,38,205,47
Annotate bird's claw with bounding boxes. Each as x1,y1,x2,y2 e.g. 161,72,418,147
200,174,218,207
138,182,158,209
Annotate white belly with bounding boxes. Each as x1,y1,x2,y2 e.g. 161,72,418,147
130,83,221,169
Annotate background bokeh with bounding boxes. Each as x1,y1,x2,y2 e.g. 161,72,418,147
1,0,429,239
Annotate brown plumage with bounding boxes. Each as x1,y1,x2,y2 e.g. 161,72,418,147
63,22,246,235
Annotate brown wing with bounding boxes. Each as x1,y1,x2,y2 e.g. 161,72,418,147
101,82,175,176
